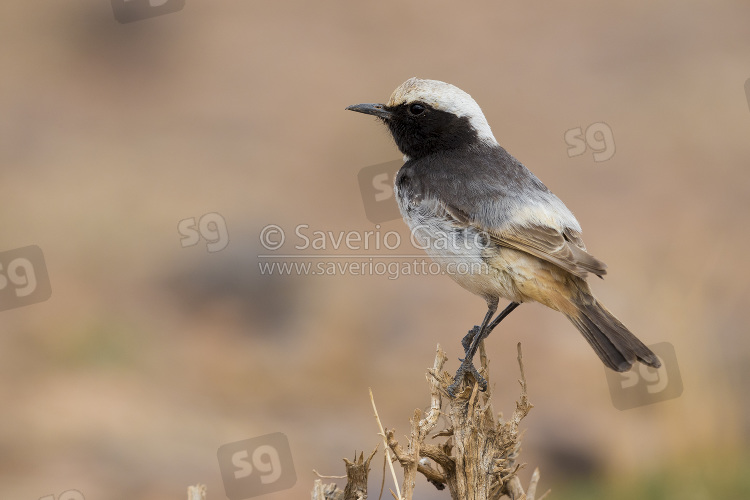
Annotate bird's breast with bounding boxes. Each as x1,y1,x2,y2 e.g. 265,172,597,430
394,183,524,302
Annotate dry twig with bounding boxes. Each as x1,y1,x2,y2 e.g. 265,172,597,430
312,342,545,500
187,485,206,500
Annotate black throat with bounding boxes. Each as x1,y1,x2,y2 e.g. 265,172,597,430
383,103,482,159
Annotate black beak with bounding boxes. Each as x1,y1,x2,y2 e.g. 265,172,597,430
345,103,393,120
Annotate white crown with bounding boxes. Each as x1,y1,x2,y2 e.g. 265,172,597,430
388,78,498,146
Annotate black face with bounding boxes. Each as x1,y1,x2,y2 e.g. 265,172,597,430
383,102,480,159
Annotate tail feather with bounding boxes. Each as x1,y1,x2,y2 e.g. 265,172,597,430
566,297,660,372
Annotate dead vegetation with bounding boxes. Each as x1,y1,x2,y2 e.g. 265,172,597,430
312,343,549,500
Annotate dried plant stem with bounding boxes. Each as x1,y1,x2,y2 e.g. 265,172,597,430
370,388,404,500
187,485,206,500
313,343,545,500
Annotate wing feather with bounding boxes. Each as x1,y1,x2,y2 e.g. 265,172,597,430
440,200,606,279
397,146,607,279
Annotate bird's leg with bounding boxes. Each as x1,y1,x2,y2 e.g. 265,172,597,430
478,301,521,348
448,301,520,396
450,298,497,395
460,300,497,354
460,326,481,353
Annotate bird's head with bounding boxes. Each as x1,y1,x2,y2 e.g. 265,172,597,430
346,77,497,159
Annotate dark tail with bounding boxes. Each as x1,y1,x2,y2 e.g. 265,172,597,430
566,296,661,372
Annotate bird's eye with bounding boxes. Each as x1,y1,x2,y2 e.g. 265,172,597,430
409,103,426,115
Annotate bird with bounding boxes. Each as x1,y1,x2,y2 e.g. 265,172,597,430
346,77,661,395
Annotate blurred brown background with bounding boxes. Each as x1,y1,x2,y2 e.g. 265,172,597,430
1,1,749,499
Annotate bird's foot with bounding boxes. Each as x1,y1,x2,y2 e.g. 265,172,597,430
447,357,487,397
461,325,481,354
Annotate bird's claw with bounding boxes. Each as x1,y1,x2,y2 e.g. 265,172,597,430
447,358,487,396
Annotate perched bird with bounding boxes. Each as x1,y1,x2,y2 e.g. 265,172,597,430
347,78,660,394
